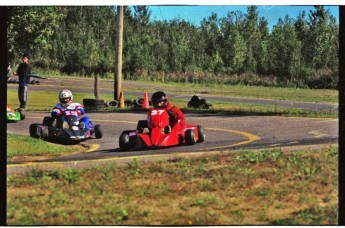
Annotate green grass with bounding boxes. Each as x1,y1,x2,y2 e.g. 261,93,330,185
7,134,82,159
144,80,338,103
28,71,338,104
7,146,338,225
7,87,337,118
6,90,114,111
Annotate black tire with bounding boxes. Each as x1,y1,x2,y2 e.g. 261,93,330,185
185,129,196,145
197,125,205,143
124,100,133,106
119,133,130,151
187,102,192,108
200,99,207,108
94,125,103,139
106,100,119,107
83,99,105,110
134,98,144,108
19,108,25,120
199,104,207,109
29,124,41,138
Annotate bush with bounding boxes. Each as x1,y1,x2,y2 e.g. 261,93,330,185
305,68,338,89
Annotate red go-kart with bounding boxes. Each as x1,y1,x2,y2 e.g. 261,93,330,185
119,108,205,151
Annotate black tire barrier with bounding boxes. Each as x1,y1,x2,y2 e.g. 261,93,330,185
83,98,105,110
187,95,212,109
134,98,144,108
124,100,133,106
106,100,119,107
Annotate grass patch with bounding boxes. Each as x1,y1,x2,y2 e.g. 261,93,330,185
25,72,338,104
7,146,338,225
7,134,83,160
7,89,337,118
146,80,338,104
7,90,116,111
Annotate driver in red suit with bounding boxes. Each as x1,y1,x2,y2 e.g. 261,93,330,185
149,91,185,128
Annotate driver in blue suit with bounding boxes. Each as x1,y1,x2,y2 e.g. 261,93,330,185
51,89,89,129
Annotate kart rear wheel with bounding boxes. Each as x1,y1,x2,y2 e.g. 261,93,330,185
197,125,205,143
119,133,131,151
94,125,103,138
185,129,197,145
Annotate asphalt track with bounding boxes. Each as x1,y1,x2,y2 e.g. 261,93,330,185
7,77,338,174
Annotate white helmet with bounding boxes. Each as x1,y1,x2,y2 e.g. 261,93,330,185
59,89,73,104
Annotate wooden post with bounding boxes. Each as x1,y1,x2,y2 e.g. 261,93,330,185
94,75,99,99
114,5,124,108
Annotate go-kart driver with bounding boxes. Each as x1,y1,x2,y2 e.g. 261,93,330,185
149,91,185,128
51,89,90,129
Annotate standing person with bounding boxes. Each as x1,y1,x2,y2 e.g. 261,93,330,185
14,53,32,110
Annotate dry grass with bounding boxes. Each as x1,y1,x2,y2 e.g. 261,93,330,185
7,147,338,225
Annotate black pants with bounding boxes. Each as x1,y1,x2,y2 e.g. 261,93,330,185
18,85,28,109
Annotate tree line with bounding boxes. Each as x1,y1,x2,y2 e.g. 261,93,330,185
7,6,339,89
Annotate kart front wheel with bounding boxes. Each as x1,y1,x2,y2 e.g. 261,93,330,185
185,129,197,145
197,125,205,143
29,124,41,138
94,125,103,139
41,126,49,139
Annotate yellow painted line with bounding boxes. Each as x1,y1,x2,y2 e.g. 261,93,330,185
86,143,100,152
202,127,260,150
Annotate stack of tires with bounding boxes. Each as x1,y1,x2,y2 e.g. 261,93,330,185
187,95,212,109
83,99,105,110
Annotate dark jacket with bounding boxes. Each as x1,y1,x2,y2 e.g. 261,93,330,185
17,63,32,86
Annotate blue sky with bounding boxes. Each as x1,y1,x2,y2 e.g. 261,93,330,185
147,5,339,28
